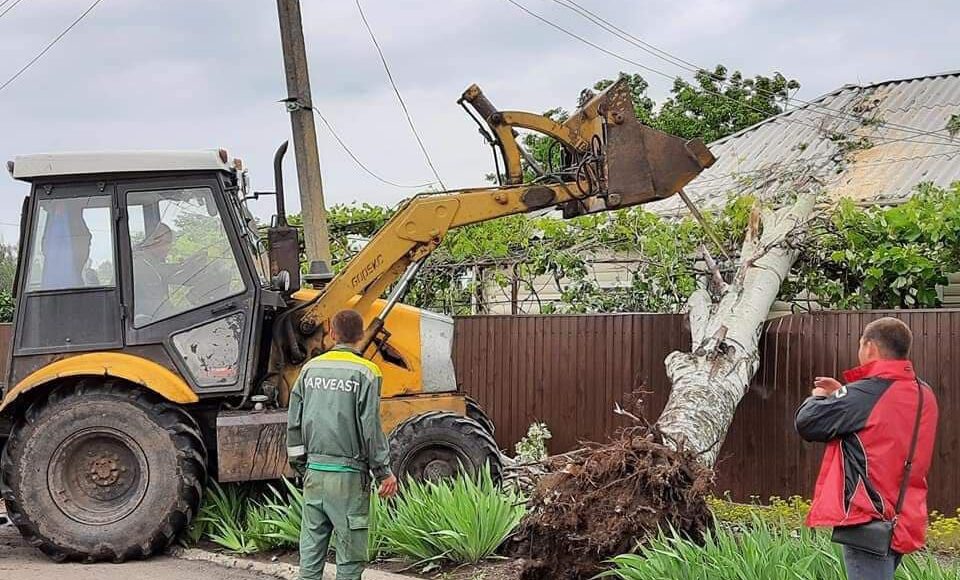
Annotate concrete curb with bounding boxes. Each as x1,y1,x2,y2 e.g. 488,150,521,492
169,546,417,580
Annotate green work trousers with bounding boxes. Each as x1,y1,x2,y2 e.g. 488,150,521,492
300,470,370,580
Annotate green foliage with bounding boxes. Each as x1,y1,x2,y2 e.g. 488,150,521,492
710,495,960,557
708,494,811,530
376,466,525,564
946,114,960,138
531,66,798,161
0,243,18,322
0,291,14,323
790,183,960,309
259,477,305,549
929,509,960,556
196,481,259,554
598,521,959,580
514,422,552,463
294,181,960,315
190,471,524,566
655,66,800,144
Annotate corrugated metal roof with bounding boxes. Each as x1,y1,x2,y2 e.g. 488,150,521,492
649,71,960,214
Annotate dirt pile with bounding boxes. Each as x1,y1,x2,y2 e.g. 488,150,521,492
508,425,714,579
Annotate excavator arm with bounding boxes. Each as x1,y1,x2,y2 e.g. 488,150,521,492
277,78,716,401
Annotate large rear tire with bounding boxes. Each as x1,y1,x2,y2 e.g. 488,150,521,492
465,396,496,437
389,411,502,482
0,380,206,562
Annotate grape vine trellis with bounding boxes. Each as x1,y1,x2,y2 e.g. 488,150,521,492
307,181,960,316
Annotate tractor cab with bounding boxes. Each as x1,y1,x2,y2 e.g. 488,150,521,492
5,150,273,401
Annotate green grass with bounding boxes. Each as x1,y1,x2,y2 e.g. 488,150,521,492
597,520,960,580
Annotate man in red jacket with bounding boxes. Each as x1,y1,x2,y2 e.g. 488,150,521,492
796,317,938,580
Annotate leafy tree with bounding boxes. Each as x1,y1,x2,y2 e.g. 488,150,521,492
654,65,799,143
520,67,800,176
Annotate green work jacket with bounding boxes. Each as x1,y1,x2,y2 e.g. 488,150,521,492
287,345,392,481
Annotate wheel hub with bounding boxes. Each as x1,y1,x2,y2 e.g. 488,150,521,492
423,459,455,479
49,428,148,525
403,444,469,481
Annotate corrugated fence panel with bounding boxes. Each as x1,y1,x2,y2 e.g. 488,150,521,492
454,311,960,511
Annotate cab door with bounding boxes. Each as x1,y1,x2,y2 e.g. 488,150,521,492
116,176,257,395
13,183,122,355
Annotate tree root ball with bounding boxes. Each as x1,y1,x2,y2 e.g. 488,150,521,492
507,427,714,579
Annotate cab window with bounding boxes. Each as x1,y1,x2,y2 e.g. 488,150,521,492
25,196,115,291
126,187,244,327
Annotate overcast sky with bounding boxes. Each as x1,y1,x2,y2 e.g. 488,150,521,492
1,0,958,244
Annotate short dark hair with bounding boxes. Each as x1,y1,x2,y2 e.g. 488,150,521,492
331,309,364,344
862,317,912,359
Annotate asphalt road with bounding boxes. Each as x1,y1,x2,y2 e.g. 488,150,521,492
0,520,278,580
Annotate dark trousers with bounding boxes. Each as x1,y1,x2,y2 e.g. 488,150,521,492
842,545,902,580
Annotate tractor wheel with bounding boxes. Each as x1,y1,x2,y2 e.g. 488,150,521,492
390,411,502,482
0,380,206,562
465,396,496,437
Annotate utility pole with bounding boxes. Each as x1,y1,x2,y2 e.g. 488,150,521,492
277,0,332,267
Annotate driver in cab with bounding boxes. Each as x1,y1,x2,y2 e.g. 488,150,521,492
132,222,206,322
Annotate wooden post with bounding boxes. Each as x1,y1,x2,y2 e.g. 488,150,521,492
277,0,332,265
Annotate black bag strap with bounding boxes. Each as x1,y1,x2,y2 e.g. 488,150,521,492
894,379,925,518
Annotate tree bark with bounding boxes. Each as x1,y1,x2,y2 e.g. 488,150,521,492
656,190,818,467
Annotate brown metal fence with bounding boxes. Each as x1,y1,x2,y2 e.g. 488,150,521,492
0,313,955,510
454,310,960,512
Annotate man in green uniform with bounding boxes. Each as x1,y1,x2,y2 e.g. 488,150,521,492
287,309,399,580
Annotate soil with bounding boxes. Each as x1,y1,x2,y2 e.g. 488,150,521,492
507,423,715,580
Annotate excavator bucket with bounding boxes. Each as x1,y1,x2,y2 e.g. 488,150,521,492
563,80,716,216
460,78,716,217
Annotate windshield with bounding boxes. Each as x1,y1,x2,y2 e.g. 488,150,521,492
225,175,269,285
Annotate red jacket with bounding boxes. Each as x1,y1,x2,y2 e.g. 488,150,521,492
795,359,939,554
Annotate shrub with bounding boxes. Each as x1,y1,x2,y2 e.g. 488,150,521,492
377,466,525,564
710,495,960,556
928,509,960,556
599,521,960,580
515,422,552,463
708,494,811,529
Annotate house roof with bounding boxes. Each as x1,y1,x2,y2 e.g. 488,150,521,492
11,150,234,181
649,70,960,214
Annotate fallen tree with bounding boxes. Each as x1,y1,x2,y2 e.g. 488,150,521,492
658,187,819,466
511,183,820,578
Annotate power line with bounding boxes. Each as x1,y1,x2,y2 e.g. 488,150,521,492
354,0,447,191
311,106,437,189
508,0,960,151
0,0,27,20
0,0,105,95
552,0,959,146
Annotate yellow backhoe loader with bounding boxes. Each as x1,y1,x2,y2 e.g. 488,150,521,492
0,78,714,561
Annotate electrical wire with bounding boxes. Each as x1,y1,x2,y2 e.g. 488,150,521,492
552,0,959,146
506,0,960,151
0,0,105,95
354,0,447,191
0,0,26,20
311,106,437,189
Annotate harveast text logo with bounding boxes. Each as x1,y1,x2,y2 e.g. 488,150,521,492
351,254,384,289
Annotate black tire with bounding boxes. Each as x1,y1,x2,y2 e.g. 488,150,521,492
389,411,503,482
465,396,496,437
0,380,207,562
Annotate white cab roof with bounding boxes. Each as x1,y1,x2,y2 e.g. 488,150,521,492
11,150,233,181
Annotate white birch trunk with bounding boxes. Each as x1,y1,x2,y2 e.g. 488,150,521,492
656,191,818,467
